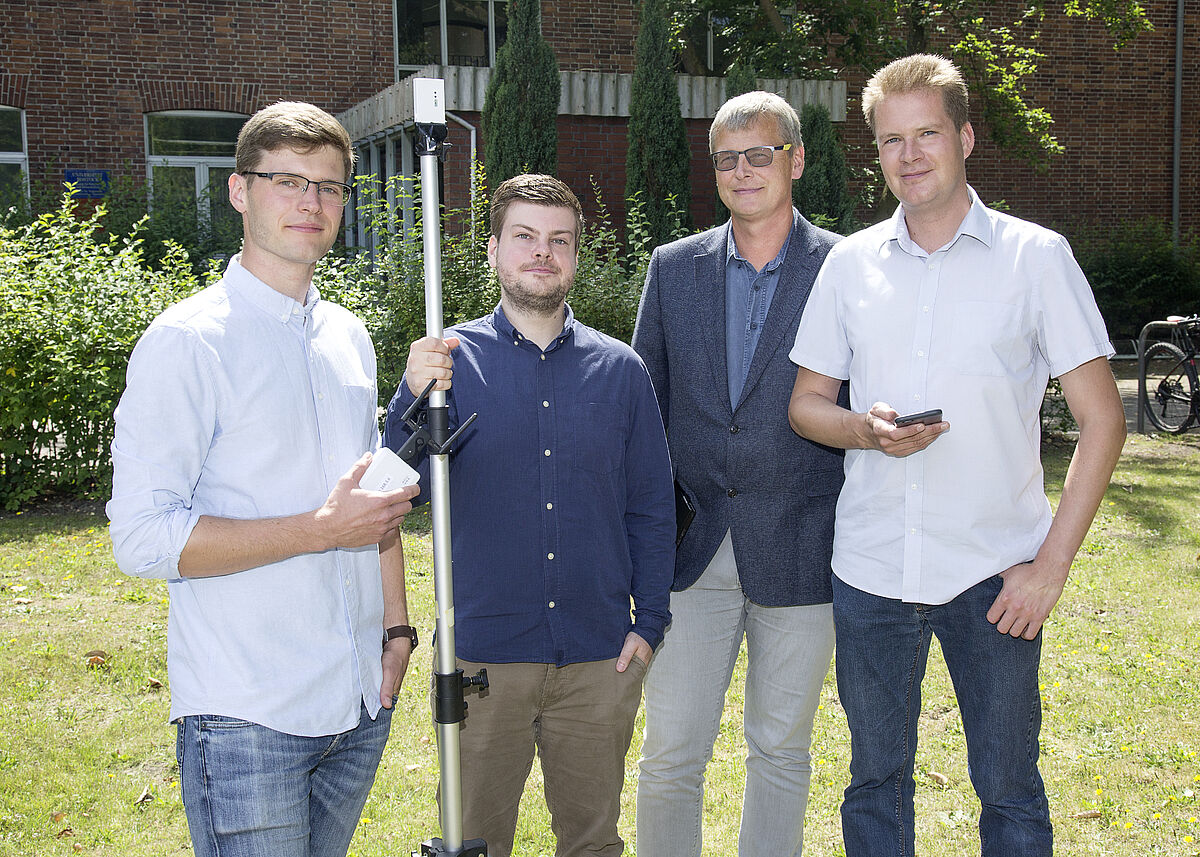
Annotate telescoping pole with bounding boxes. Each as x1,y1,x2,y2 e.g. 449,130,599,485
410,78,488,857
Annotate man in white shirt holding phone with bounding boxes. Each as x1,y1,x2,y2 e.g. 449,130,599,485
788,55,1126,856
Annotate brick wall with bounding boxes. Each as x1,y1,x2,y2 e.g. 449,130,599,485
835,0,1198,238
0,0,394,192
3,0,1193,239
542,0,639,74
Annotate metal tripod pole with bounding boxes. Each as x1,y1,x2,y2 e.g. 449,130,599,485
411,78,487,857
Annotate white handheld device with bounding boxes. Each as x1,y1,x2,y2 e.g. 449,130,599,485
359,447,421,492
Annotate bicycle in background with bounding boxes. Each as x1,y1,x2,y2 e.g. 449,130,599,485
1140,315,1200,433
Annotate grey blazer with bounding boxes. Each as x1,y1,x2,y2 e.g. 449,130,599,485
631,215,847,606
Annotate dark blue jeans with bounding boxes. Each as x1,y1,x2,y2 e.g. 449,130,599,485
832,574,1052,857
177,702,392,857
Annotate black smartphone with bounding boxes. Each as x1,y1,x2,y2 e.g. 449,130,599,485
894,408,943,427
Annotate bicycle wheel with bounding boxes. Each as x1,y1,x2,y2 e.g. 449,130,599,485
1141,342,1198,433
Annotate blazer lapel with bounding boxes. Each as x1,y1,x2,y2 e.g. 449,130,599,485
735,218,819,411
694,226,731,412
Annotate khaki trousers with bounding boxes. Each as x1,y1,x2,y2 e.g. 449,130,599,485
438,656,647,857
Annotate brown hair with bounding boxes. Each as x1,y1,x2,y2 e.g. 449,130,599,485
490,174,584,242
862,54,969,133
235,101,355,181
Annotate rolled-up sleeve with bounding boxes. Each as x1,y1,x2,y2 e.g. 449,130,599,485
106,323,215,579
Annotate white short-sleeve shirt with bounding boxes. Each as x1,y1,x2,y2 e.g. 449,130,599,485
789,188,1113,604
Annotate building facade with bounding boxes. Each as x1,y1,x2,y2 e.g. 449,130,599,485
1,0,1195,241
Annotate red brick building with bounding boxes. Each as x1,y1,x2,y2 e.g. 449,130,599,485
1,0,1195,240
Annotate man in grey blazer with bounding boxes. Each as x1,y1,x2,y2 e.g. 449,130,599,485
632,91,845,856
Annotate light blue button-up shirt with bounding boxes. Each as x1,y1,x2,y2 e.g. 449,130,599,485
725,211,795,407
107,256,386,736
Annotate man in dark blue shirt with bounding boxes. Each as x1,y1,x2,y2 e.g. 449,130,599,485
383,174,674,857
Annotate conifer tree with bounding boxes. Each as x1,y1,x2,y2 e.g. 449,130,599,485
625,0,692,244
482,0,560,194
792,103,853,233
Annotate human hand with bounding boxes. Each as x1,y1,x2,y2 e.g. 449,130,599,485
615,632,653,673
986,559,1068,640
406,336,460,397
313,454,419,550
865,402,949,458
380,636,412,707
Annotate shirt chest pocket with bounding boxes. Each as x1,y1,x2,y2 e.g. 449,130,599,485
950,301,1028,377
572,402,625,475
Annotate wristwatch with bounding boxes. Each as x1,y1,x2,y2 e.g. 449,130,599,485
383,624,419,652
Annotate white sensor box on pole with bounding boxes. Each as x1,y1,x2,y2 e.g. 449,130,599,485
413,78,446,123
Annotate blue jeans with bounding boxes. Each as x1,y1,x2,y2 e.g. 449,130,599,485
176,702,392,857
832,574,1052,857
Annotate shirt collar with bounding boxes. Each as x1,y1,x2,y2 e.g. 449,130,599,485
882,185,995,255
725,208,798,273
489,302,576,351
223,253,319,324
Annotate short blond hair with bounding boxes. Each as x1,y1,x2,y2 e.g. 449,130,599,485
862,54,969,133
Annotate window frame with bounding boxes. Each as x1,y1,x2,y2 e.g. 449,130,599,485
394,0,508,76
0,106,30,202
144,109,247,224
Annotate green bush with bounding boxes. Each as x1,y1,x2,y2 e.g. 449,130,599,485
0,171,671,508
0,196,199,509
1073,219,1200,341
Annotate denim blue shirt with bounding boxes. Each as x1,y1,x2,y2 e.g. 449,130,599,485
383,304,675,665
725,210,796,407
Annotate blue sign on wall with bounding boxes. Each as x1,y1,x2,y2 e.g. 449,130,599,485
64,169,110,199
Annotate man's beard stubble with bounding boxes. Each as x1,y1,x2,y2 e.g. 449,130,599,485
497,267,574,317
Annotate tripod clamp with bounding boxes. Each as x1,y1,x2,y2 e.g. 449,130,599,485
415,122,451,163
394,378,478,467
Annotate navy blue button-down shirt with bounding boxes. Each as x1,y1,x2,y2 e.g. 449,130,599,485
383,305,675,666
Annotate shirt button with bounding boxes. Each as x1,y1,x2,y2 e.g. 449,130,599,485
540,354,546,361
548,601,556,609
749,322,758,330
910,528,918,535
547,552,554,560
544,449,551,457
513,339,520,346
911,483,918,490
727,488,738,497
729,425,739,433
317,391,325,400
546,502,553,510
542,401,549,408
923,306,931,313
913,395,921,401
917,350,925,358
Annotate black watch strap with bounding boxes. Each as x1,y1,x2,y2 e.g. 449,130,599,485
383,624,419,652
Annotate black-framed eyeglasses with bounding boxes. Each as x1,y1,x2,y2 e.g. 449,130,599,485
240,171,353,207
710,144,793,172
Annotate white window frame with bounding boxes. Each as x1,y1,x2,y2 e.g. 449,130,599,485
0,106,29,200
144,109,246,223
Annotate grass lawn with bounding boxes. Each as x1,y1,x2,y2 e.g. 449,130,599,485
1,431,1198,856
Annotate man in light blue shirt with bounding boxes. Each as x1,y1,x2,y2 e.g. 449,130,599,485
107,102,420,857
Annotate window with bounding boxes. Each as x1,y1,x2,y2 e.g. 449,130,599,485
395,0,508,72
145,111,247,232
0,107,28,210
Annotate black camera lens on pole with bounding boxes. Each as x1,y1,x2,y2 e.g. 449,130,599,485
408,78,488,857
